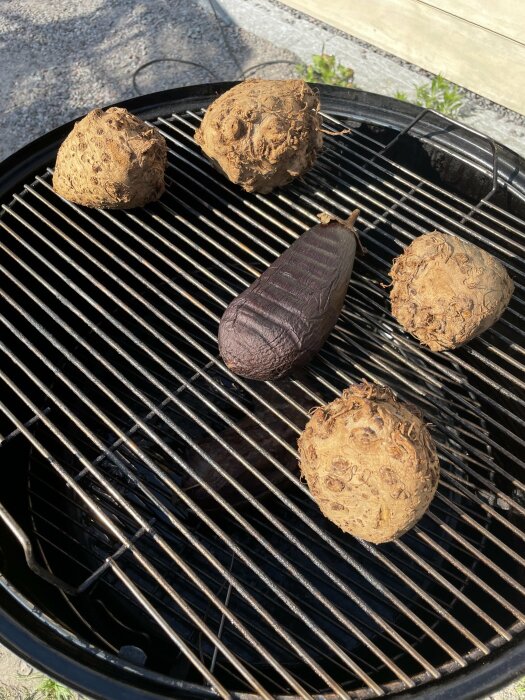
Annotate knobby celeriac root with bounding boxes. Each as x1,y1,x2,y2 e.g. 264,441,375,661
194,79,322,194
53,107,167,209
389,231,514,351
298,382,440,544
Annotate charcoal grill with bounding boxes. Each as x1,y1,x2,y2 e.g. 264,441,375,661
0,83,524,700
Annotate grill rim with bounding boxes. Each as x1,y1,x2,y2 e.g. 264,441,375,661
2,81,524,204
1,578,524,700
0,83,524,699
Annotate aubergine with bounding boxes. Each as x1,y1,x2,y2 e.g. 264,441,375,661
218,209,360,381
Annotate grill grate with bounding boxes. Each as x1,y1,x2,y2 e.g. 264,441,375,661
0,97,524,699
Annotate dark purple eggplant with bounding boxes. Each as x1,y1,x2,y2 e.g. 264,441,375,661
218,209,360,381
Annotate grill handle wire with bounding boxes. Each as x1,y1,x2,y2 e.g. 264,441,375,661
0,502,78,595
373,107,499,198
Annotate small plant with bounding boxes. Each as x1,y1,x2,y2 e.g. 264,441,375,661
516,676,525,698
32,676,76,700
394,74,463,117
393,90,408,102
297,53,354,88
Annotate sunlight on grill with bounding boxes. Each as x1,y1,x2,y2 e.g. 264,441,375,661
0,95,524,699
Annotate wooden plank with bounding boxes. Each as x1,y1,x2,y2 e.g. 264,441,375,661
281,0,525,114
419,0,525,44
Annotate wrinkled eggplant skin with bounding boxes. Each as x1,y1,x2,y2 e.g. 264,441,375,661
219,212,359,381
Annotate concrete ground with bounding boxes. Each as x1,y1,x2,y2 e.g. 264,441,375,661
0,0,523,698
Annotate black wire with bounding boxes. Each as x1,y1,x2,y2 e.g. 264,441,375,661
207,0,244,78
132,58,221,96
131,0,300,95
241,59,298,79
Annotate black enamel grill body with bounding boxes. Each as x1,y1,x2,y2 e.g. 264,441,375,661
0,84,524,700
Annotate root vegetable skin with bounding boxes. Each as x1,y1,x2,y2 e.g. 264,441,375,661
298,383,440,544
194,79,322,194
53,107,167,209
390,232,514,351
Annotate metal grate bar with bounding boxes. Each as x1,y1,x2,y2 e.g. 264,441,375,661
436,477,523,558
436,488,525,562
0,398,242,699
394,535,511,641
0,259,388,694
414,524,523,625
0,200,481,676
3,178,520,648
198,517,432,650
1,407,51,444
319,128,525,259
320,111,525,244
0,367,332,699
251,515,479,658
415,513,525,624
28,498,358,693
426,511,525,604
108,563,238,699
481,198,525,231
0,273,411,691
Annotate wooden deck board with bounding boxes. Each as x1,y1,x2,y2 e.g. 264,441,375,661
281,0,525,114
419,0,525,44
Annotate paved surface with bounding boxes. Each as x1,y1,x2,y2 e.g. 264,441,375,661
0,0,523,698
0,0,298,161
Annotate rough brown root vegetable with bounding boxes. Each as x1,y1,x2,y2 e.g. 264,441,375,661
389,231,514,351
297,382,440,544
53,107,167,209
194,79,322,193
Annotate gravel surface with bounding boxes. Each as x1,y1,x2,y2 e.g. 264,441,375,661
1,0,524,161
0,1,523,698
0,0,298,161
